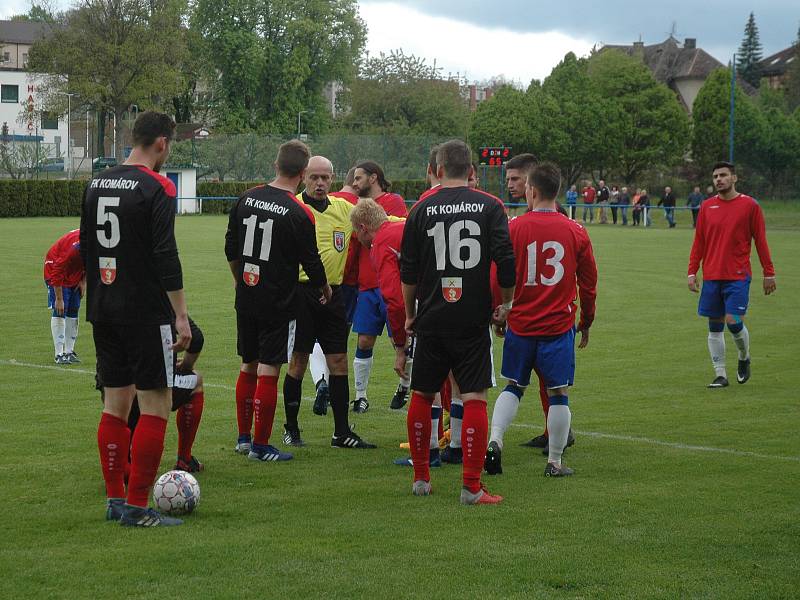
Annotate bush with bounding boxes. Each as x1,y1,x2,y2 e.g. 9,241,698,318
0,179,88,218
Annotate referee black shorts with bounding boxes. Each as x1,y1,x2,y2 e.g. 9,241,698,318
93,322,175,391
236,311,292,366
291,283,348,356
410,328,493,395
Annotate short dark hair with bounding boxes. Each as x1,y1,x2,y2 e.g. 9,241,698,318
276,140,310,177
132,111,176,147
344,166,356,187
355,160,391,192
712,161,736,174
428,145,440,174
436,139,471,180
506,152,538,172
527,162,561,201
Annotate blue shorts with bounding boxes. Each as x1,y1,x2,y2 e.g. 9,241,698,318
501,328,575,389
352,288,391,337
340,284,359,326
698,277,751,318
46,283,81,318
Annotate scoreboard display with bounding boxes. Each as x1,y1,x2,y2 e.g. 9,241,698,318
479,146,511,166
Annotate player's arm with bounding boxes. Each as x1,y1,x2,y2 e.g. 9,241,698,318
78,185,90,269
687,205,705,293
576,231,599,349
151,187,191,351
224,200,241,287
399,210,420,335
295,210,330,303
177,317,204,372
388,195,408,218
751,203,776,295
488,203,516,324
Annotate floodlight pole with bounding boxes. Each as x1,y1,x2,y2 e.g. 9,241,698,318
56,91,76,179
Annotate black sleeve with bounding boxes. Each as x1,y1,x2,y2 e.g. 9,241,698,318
78,185,89,267
150,187,183,291
186,316,204,354
296,211,327,288
488,203,516,289
224,199,240,262
399,205,420,285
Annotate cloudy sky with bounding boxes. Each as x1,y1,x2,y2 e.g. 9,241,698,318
2,0,796,84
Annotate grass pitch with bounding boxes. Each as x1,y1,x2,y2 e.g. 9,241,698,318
0,207,798,599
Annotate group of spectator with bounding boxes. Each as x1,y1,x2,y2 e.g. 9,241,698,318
563,181,715,228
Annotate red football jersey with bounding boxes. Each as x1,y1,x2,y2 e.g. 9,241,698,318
44,229,84,288
504,210,597,336
329,191,358,206
358,192,407,290
687,194,774,280
369,220,407,346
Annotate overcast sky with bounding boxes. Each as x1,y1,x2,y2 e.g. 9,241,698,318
2,0,797,84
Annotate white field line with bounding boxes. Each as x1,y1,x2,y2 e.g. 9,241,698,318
3,358,799,463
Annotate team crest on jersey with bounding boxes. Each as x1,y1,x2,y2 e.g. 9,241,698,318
99,257,116,285
243,263,260,286
441,277,463,303
333,230,346,252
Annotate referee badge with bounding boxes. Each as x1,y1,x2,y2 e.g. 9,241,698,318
441,277,463,303
333,230,346,253
243,262,260,286
99,257,117,285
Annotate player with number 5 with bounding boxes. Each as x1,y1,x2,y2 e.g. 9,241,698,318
488,162,597,478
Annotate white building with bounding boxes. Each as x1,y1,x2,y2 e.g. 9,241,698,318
1,20,68,160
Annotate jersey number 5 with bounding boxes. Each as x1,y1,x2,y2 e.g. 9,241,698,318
97,197,121,248
426,220,481,270
525,241,565,286
242,214,274,261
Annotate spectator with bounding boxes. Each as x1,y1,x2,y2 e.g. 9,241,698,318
632,188,642,226
706,185,715,199
565,184,578,220
617,186,630,225
582,180,596,223
596,179,610,224
610,185,620,224
639,189,651,227
686,185,704,228
658,186,677,228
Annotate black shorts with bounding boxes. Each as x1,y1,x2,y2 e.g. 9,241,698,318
93,322,175,391
171,371,199,410
292,284,348,355
411,329,493,394
237,311,291,365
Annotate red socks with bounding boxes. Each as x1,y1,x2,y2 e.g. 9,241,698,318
177,391,204,462
97,412,130,499
407,392,433,482
126,414,167,508
236,371,257,437
462,400,488,493
253,375,278,446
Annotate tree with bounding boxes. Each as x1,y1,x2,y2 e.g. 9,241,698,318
737,12,763,88
468,85,538,156
587,49,689,184
28,0,189,159
691,68,764,174
192,0,365,133
10,2,57,22
344,49,469,136
752,105,800,197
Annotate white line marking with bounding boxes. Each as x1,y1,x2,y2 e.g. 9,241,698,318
4,358,798,463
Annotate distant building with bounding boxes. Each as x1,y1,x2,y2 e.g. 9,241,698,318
758,46,797,90
601,36,755,113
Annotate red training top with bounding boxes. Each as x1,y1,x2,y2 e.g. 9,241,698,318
369,220,407,346
44,229,84,288
358,192,407,290
687,193,774,280
582,186,596,204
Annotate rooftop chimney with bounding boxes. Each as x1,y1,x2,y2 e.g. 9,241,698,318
684,38,696,49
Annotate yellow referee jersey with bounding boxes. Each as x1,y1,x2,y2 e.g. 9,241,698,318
297,194,354,285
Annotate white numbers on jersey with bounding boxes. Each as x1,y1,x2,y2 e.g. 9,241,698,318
426,220,481,271
525,241,565,286
96,196,121,249
242,214,275,261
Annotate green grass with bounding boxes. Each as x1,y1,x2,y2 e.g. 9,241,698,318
0,210,798,599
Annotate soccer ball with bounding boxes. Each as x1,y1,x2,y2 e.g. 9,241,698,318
152,470,200,515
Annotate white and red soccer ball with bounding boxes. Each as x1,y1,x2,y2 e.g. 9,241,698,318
152,470,200,515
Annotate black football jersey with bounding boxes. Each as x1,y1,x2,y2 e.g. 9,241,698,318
400,186,515,334
80,164,182,325
225,184,326,316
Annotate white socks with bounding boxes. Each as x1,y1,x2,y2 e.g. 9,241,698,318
353,354,373,400
449,397,463,449
51,317,66,357
707,331,727,378
489,389,521,450
65,317,79,354
731,325,750,361
308,342,328,386
430,405,441,450
547,404,572,465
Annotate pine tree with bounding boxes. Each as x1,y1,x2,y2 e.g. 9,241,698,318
737,12,764,87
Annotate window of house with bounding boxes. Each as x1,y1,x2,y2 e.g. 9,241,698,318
41,111,59,130
1,52,9,63
1,84,19,103
22,53,28,66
